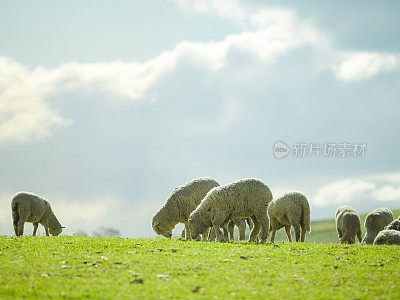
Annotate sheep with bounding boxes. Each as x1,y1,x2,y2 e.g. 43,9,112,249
373,229,400,245
384,218,400,232
11,192,64,236
188,178,273,243
267,191,311,243
335,206,362,244
362,208,393,244
152,177,220,239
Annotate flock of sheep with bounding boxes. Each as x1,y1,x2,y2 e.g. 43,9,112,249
152,177,400,245
9,177,400,245
153,177,310,243
335,206,400,245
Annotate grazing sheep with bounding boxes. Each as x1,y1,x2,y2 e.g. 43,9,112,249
362,208,393,244
11,192,64,236
335,206,362,244
373,229,400,245
267,191,311,243
384,218,400,231
152,177,220,239
188,178,273,243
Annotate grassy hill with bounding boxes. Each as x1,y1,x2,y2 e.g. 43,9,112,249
261,209,400,244
1,236,400,299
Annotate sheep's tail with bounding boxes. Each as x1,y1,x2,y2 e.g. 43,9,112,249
302,200,311,232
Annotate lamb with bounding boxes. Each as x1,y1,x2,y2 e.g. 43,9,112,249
373,229,400,245
384,218,400,231
188,178,273,243
267,191,311,243
335,206,362,244
362,208,393,244
11,192,64,236
152,177,220,239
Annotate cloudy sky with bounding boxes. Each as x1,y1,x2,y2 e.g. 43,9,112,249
1,0,399,237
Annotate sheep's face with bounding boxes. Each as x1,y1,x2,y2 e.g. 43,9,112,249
340,235,355,244
188,216,208,241
152,218,173,238
362,235,374,245
50,225,62,236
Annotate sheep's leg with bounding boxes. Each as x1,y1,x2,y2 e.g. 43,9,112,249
249,216,261,242
256,212,269,244
181,228,186,239
184,223,191,240
45,226,49,236
270,230,277,243
222,224,229,241
300,228,306,242
285,225,292,242
337,226,342,239
292,223,301,242
13,219,19,236
357,230,362,243
208,227,216,241
237,220,246,241
33,223,39,236
212,213,229,242
227,221,235,241
12,209,19,236
17,218,26,236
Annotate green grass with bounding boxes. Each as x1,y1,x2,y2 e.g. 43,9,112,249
267,209,400,243
1,236,400,299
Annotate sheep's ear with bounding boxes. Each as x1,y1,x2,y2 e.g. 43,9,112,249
61,226,65,229
153,221,159,226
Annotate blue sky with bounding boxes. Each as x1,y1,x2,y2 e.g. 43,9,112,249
0,1,399,237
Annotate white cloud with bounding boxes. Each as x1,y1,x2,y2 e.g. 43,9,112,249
1,1,399,144
171,0,246,20
0,6,322,144
312,172,400,207
0,57,72,143
333,52,400,81
313,179,376,207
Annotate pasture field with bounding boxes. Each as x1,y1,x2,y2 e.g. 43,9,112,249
0,236,399,299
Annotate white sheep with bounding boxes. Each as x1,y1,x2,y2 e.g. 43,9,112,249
267,191,311,243
362,208,393,244
335,206,362,244
152,177,219,239
373,229,400,245
384,218,400,232
188,178,273,243
11,192,64,236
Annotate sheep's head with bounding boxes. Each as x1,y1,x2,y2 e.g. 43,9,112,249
188,213,208,241
50,224,63,236
340,235,355,244
362,234,375,245
49,213,63,236
152,217,173,238
385,219,400,231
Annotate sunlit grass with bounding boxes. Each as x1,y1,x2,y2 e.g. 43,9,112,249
0,236,399,299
